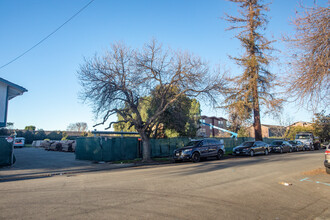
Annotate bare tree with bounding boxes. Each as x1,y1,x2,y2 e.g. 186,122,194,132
67,122,88,132
78,40,224,161
285,4,329,109
224,0,283,141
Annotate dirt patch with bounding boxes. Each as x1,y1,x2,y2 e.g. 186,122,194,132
301,167,326,176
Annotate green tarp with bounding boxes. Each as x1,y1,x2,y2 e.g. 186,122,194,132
0,137,14,166
76,137,139,162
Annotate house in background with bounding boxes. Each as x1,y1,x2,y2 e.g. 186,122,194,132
288,121,312,128
0,77,27,167
0,77,28,127
197,115,228,137
248,124,286,138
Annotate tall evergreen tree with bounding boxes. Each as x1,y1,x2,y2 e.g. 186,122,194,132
224,0,282,141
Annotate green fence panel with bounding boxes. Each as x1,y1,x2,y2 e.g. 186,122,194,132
150,137,190,157
76,137,102,161
76,137,139,162
106,137,138,161
123,137,139,160
0,137,14,166
99,137,113,161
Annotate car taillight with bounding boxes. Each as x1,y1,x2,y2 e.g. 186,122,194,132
325,150,330,155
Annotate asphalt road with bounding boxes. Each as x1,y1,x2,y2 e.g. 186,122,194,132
0,150,329,220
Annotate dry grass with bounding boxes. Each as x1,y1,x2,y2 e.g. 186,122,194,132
301,167,326,176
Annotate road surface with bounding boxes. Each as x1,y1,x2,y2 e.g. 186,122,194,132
0,150,329,219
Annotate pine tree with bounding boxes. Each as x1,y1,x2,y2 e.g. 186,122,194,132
224,0,282,141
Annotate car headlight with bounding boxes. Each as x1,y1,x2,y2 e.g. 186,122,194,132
182,149,192,154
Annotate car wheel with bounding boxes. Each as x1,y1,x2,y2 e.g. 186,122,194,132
289,148,292,153
326,167,330,174
192,152,200,163
280,148,283,154
264,149,269,155
311,145,314,151
303,147,305,151
217,150,224,160
174,160,181,163
250,150,254,157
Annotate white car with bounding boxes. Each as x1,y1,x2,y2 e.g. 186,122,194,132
13,137,25,148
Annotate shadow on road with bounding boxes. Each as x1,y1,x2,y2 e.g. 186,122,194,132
151,150,324,176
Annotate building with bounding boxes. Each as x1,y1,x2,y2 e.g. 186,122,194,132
248,124,286,138
0,77,27,127
0,77,27,166
288,121,312,128
198,116,228,137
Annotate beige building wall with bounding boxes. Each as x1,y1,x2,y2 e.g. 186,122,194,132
248,125,270,138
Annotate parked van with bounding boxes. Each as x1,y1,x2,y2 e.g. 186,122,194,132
13,137,25,148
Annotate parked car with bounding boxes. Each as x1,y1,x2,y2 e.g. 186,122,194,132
321,141,329,149
324,144,330,174
13,137,25,148
270,140,293,153
233,141,269,157
288,140,305,151
173,139,225,163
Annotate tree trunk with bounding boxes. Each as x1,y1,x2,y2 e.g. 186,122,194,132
253,83,263,141
140,131,151,162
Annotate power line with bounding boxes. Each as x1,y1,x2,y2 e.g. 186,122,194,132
0,0,95,70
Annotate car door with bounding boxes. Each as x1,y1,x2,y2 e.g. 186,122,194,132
257,141,265,153
199,140,209,157
253,142,262,154
208,140,218,156
283,141,289,152
261,141,268,152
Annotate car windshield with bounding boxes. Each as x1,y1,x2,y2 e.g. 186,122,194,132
241,142,254,147
271,141,282,145
295,135,310,139
186,141,201,147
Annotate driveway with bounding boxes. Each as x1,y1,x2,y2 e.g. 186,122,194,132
0,147,134,181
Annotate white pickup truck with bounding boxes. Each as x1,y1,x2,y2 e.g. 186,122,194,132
295,132,321,150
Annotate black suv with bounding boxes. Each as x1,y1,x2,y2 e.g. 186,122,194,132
173,139,225,163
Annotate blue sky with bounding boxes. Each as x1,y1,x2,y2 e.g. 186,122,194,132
0,0,327,131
